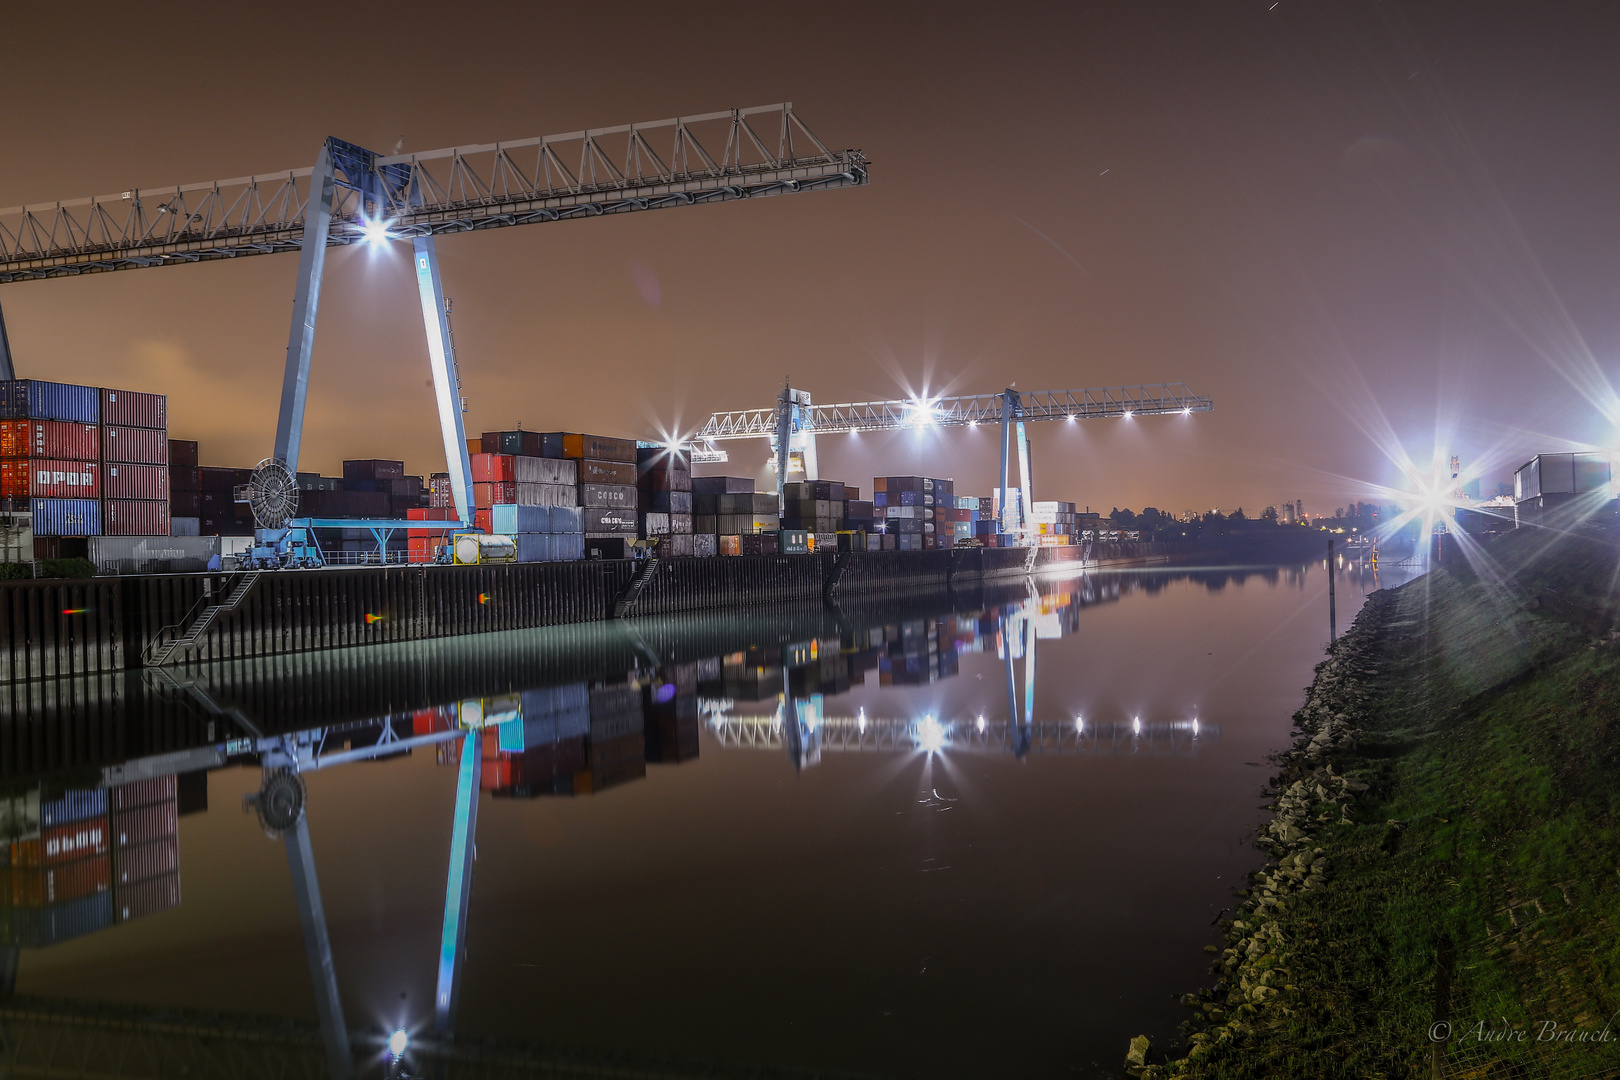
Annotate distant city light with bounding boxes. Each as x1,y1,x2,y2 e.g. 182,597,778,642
858,707,866,734
976,714,986,732
1074,715,1084,732
1193,717,1200,734
388,1029,409,1056
1132,715,1141,734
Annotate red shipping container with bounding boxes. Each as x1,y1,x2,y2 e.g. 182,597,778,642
101,426,169,465
407,536,448,563
115,871,180,923
407,506,457,542
10,817,109,867
0,459,100,499
104,463,169,500
480,760,513,791
473,482,514,508
99,388,167,429
168,439,199,466
5,854,111,906
104,499,171,536
169,464,200,491
111,776,178,813
111,836,179,885
111,802,178,847
0,419,101,461
473,507,492,533
470,453,515,483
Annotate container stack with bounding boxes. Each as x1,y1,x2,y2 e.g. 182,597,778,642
841,487,877,550
99,387,171,539
692,476,778,556
1030,500,1078,545
781,479,845,551
637,445,694,557
548,432,637,556
474,429,588,562
872,476,954,551
973,496,999,545
943,495,980,547
0,380,103,559
200,466,254,536
168,440,201,535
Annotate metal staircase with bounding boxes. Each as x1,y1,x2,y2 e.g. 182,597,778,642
613,558,661,619
143,572,261,666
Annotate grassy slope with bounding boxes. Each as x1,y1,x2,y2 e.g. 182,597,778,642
1157,527,1620,1079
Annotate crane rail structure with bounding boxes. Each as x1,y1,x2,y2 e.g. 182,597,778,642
0,104,865,282
695,382,1210,441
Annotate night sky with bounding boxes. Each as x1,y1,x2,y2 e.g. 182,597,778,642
3,1,1617,517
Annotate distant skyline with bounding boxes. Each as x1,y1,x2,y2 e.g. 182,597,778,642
2,0,1616,512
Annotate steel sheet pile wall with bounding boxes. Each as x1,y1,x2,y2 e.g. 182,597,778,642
0,580,123,680
631,554,834,616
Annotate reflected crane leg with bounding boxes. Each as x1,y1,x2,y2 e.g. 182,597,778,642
411,236,475,526
435,730,481,1037
1002,616,1020,725
1023,618,1036,728
284,816,354,1080
0,946,17,995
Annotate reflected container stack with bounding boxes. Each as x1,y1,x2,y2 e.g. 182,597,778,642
108,776,180,923
0,785,113,946
637,445,694,557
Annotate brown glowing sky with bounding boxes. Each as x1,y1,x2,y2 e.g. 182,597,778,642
3,1,1617,516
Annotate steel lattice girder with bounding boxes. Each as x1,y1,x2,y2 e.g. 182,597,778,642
0,104,866,282
695,382,1212,440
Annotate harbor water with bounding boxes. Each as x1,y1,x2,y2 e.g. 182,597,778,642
3,557,1409,1079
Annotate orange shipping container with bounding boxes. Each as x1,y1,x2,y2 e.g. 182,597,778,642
4,854,111,906
718,534,741,556
0,459,100,499
10,817,109,867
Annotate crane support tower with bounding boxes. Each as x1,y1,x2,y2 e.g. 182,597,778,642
0,105,867,561
693,381,1212,543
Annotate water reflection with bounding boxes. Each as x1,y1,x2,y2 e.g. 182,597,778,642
0,559,1391,1077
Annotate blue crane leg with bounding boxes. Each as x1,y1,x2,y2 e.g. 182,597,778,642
412,237,475,525
273,144,336,473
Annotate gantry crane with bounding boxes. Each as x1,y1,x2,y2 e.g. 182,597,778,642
691,381,1212,541
0,105,867,561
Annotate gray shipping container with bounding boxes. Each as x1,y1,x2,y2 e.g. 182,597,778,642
579,483,637,509
90,535,221,574
170,516,200,536
583,507,638,533
513,456,578,485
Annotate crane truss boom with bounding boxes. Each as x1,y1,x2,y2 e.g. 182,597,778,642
695,382,1211,440
0,104,865,283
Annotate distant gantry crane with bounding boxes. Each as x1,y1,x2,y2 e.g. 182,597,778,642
0,104,868,563
691,381,1213,539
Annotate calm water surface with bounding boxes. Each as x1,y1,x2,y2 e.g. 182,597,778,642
8,559,1410,1078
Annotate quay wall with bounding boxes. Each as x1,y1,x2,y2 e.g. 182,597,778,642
0,542,1175,682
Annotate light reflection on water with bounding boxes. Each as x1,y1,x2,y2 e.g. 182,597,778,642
1,559,1410,1079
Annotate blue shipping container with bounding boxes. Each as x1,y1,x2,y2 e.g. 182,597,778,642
551,533,585,562
513,533,551,563
548,505,584,534
492,504,550,534
40,789,109,829
33,498,102,537
0,381,101,424
1,889,114,947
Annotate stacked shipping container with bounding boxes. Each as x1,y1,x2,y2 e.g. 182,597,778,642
0,380,172,558
636,445,695,557
0,776,179,947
